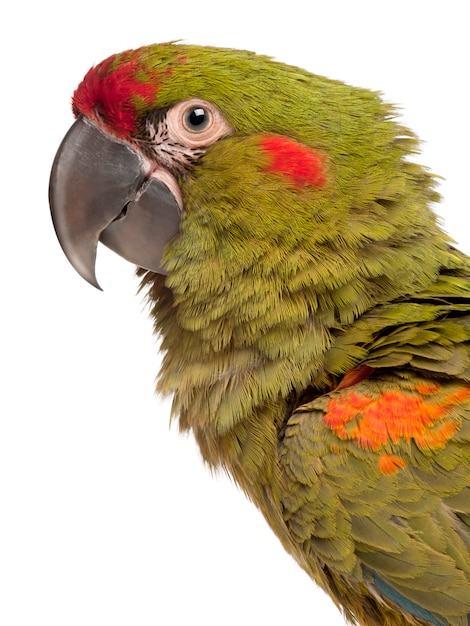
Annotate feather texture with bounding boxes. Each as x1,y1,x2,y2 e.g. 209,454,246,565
57,43,470,625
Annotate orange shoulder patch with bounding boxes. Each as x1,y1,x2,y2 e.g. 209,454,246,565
324,384,470,456
377,454,407,475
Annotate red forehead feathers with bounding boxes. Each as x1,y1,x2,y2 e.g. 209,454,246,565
72,53,162,138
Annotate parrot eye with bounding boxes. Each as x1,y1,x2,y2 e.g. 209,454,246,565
183,107,211,132
166,98,233,148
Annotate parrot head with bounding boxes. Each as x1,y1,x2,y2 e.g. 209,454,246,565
50,43,432,286
51,43,347,288
50,42,450,433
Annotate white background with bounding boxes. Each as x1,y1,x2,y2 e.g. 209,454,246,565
2,2,469,624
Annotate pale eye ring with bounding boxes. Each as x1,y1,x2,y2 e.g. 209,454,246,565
166,98,233,148
183,107,212,132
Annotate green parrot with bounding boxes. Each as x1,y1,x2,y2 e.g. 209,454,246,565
49,43,470,626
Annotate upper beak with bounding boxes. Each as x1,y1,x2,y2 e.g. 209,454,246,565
49,117,181,289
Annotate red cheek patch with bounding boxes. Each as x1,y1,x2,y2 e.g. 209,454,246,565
260,135,327,188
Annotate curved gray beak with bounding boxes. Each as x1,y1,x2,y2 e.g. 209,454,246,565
49,117,181,289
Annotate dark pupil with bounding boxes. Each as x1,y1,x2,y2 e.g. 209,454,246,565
189,108,207,127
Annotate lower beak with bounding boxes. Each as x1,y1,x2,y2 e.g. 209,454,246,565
49,117,181,289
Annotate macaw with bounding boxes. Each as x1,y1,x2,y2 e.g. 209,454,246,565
49,43,470,626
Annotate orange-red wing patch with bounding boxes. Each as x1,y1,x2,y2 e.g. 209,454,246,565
324,385,470,454
378,454,407,475
336,364,375,391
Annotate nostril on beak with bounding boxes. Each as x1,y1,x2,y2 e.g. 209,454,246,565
113,203,129,222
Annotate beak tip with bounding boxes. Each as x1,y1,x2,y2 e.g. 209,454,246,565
77,265,103,291
89,278,104,291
